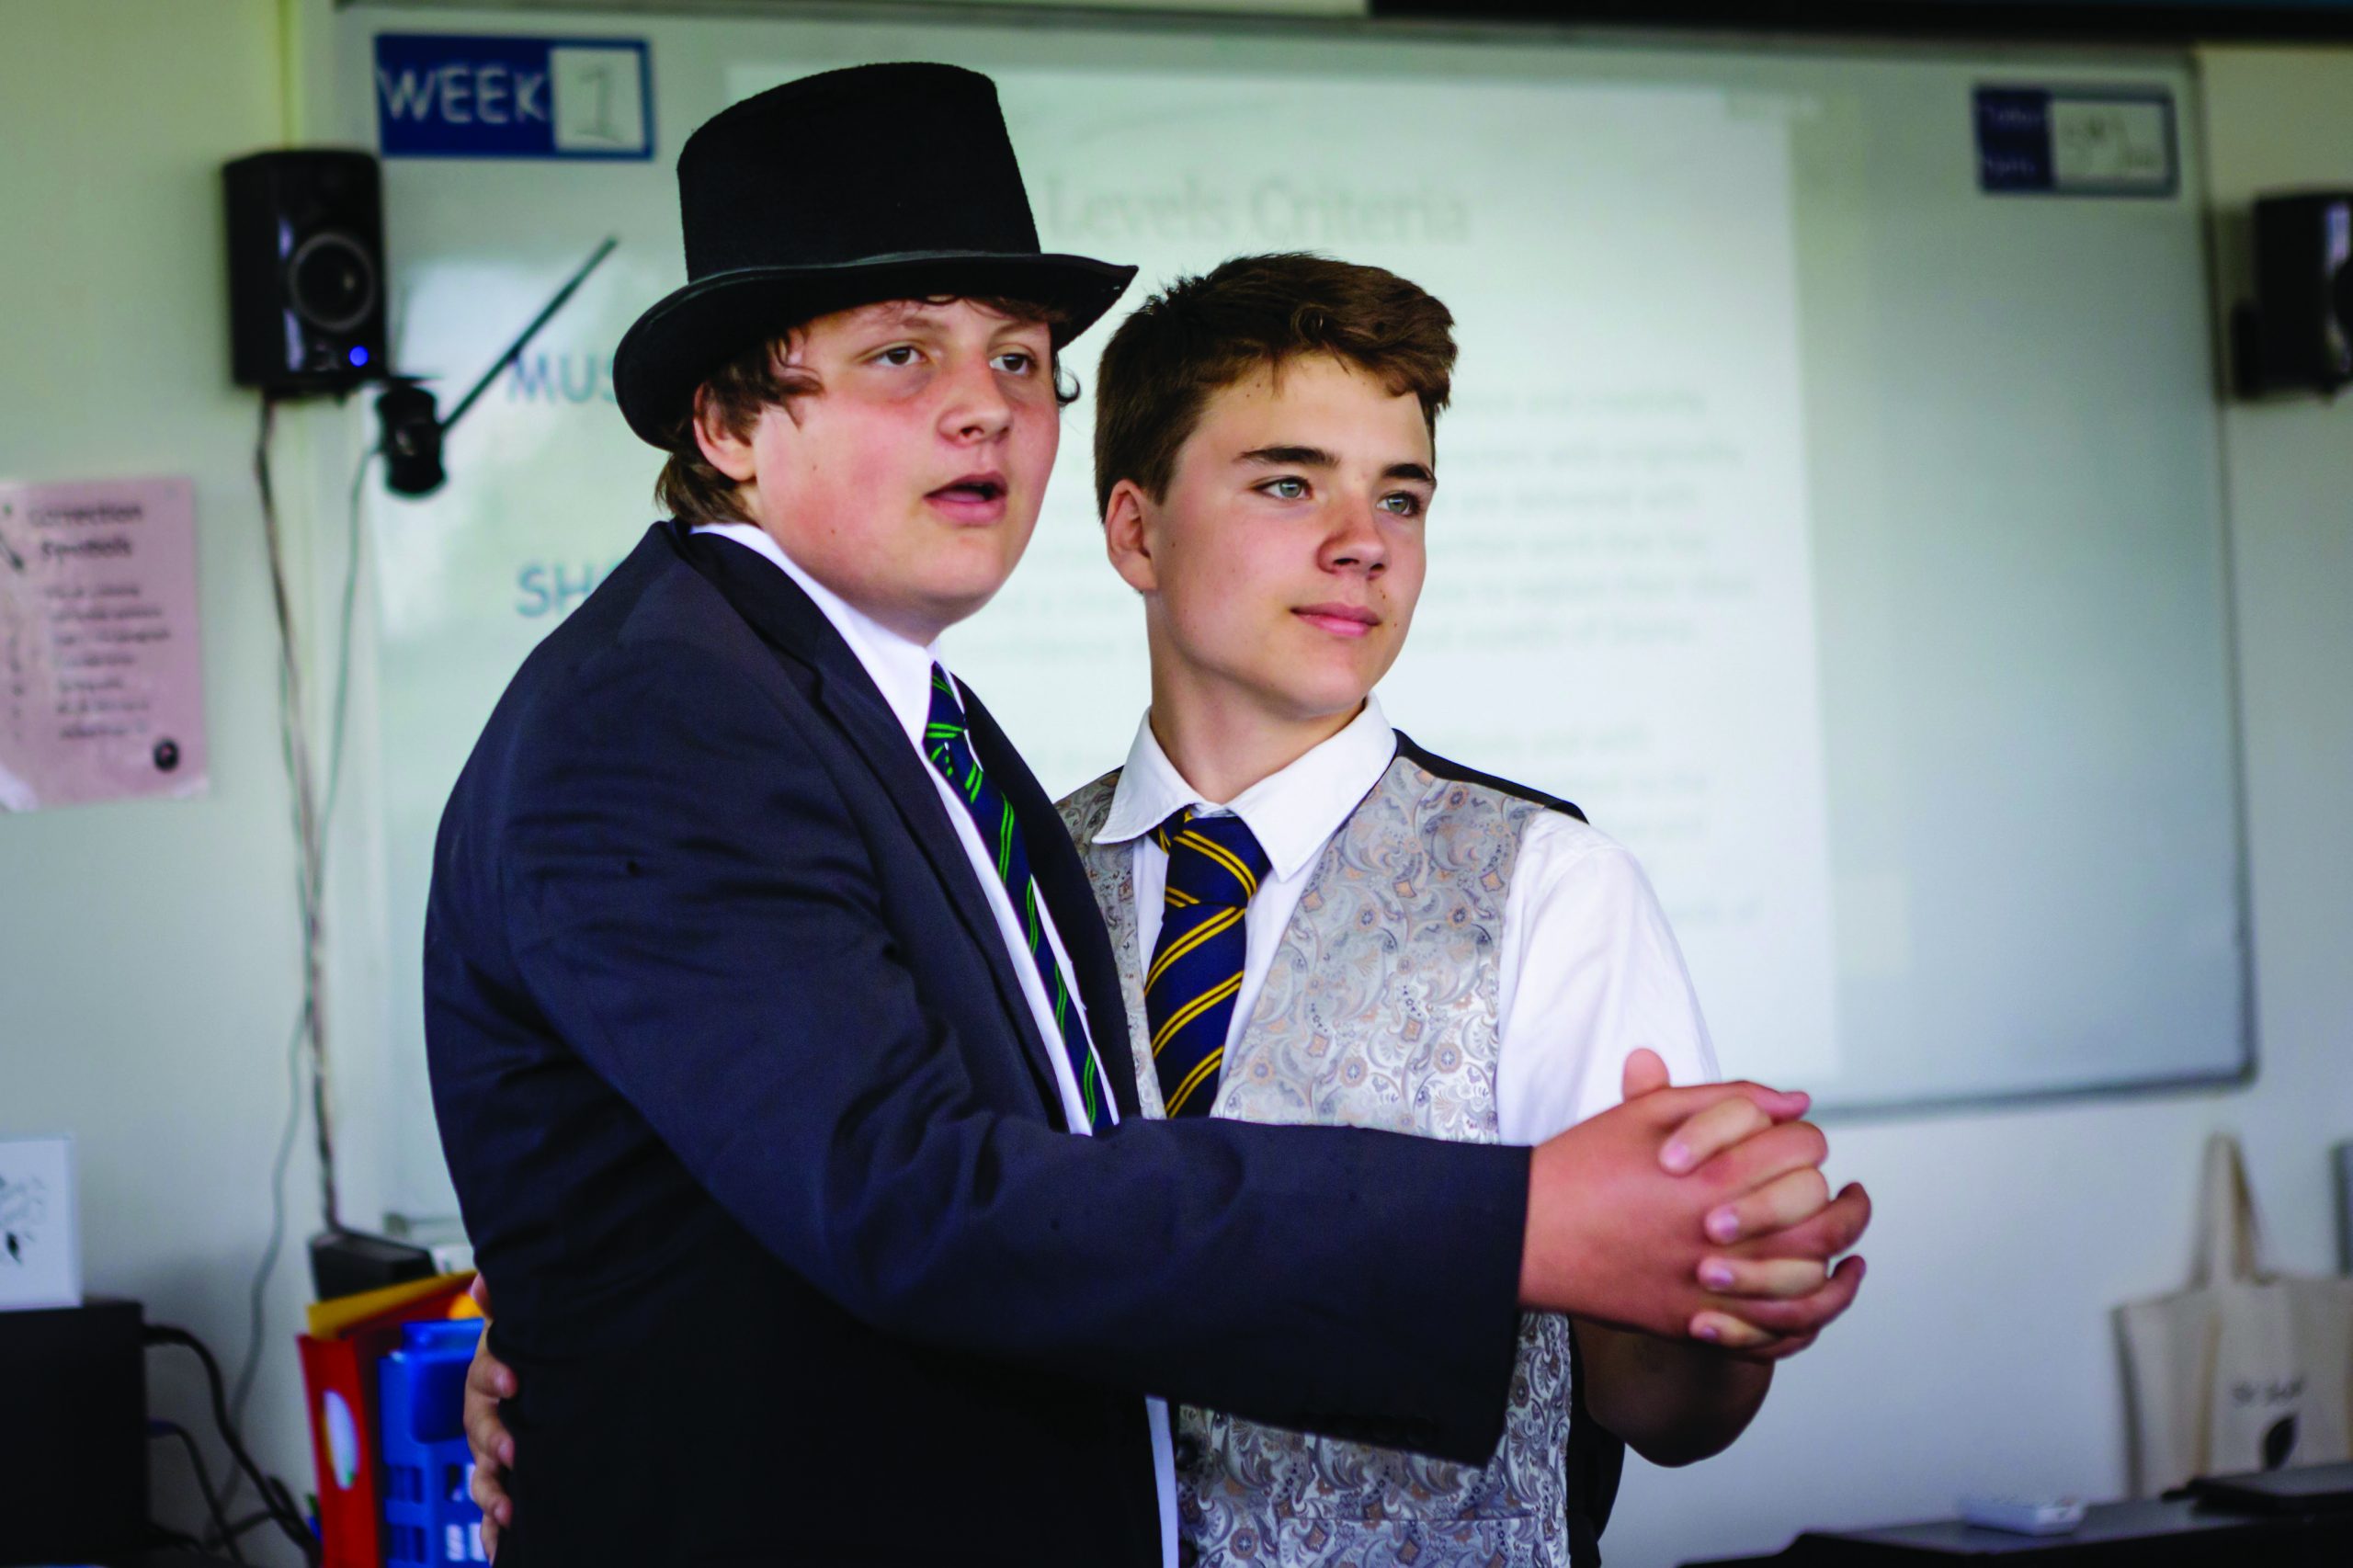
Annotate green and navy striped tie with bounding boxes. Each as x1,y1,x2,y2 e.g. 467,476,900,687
923,664,1113,1132
1144,808,1270,1119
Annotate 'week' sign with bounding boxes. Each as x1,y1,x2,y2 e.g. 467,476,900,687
374,35,653,161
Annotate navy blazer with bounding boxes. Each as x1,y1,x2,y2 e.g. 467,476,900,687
425,523,1531,1565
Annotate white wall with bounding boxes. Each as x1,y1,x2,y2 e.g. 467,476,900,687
0,3,331,1561
1,8,2346,1567
1608,41,2353,1568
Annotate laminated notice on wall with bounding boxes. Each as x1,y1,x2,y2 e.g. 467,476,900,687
0,476,208,811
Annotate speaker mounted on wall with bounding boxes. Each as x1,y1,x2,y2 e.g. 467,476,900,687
223,149,387,396
2232,190,2353,400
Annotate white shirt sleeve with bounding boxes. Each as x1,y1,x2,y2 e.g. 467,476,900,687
1493,812,1721,1145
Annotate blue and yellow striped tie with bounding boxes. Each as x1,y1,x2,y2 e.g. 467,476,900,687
924,665,1113,1133
1144,808,1270,1119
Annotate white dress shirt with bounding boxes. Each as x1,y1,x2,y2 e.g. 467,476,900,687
693,524,1179,1567
1093,695,1721,1145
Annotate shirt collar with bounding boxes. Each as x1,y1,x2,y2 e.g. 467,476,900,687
1095,696,1398,883
693,521,941,747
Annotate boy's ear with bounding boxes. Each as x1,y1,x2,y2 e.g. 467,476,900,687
1102,479,1159,595
692,388,759,483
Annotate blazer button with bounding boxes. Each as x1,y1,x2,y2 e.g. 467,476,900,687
1174,1435,1203,1471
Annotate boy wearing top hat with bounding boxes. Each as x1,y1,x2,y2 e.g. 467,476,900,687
428,65,1868,1568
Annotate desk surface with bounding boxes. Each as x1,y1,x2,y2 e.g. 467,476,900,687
1832,1497,2255,1552
1687,1489,2353,1565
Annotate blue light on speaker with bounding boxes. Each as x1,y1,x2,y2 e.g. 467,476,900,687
349,346,370,369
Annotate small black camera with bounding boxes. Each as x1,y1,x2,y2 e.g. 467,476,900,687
376,380,448,497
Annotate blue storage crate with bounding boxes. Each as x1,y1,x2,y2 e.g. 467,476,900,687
378,1318,489,1565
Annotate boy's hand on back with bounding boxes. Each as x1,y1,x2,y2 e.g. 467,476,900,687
463,1274,517,1558
1518,1051,1870,1347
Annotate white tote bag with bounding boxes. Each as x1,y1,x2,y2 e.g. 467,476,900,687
2115,1133,2353,1495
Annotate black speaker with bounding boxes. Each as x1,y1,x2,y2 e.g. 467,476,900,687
2234,190,2353,397
223,149,387,394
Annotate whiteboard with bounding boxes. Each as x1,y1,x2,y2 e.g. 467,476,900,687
327,6,2248,1225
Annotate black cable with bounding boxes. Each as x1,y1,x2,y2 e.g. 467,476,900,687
257,1471,312,1562
208,1506,281,1553
322,445,374,825
231,1006,309,1450
232,440,378,1442
252,394,337,1235
148,1323,322,1565
150,1419,248,1565
227,392,324,1518
147,1523,206,1552
150,1324,317,1563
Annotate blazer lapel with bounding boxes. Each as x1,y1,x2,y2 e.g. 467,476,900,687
962,684,1142,1121
675,527,1066,1124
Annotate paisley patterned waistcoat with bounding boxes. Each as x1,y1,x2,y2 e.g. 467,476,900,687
1059,738,1601,1568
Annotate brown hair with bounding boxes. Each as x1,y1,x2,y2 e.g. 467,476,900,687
1090,253,1457,518
654,295,1081,527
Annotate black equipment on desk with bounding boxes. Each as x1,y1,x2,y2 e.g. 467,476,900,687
0,1299,150,1565
1685,1463,2353,1566
2188,1459,2353,1517
308,1226,436,1301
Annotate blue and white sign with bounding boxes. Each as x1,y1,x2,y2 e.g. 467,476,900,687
1975,85,2177,199
374,35,652,161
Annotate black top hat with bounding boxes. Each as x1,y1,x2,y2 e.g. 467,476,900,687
611,62,1137,448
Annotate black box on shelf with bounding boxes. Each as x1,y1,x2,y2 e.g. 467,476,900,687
0,1298,148,1566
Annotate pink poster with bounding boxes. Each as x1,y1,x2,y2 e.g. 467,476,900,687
0,476,209,811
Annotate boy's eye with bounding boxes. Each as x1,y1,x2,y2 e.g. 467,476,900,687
874,345,920,367
1379,493,1424,517
992,351,1037,375
1263,477,1309,501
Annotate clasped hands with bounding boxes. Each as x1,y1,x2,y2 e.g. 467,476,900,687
460,1051,1869,1551
1521,1048,1870,1357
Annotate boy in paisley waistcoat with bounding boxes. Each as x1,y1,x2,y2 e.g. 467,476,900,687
1063,253,1865,1567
